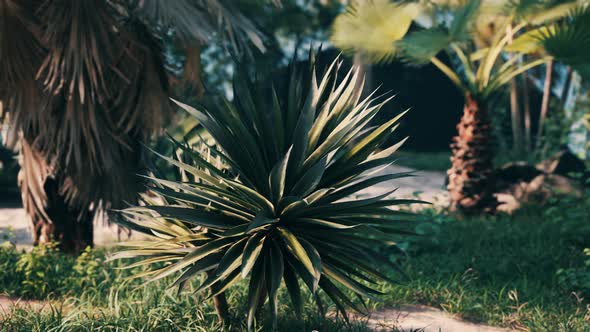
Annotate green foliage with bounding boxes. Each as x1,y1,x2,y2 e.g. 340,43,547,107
67,247,111,296
540,5,590,72
114,54,423,330
382,199,590,331
0,248,376,331
0,246,20,292
557,248,590,299
1,245,129,300
395,151,452,172
537,98,585,159
331,0,590,99
1,191,590,330
14,243,74,299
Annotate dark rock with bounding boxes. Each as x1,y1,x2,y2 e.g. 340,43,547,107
492,162,542,193
496,174,583,213
493,150,587,213
536,149,587,179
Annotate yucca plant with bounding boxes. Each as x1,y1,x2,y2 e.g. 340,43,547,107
331,0,590,214
112,54,423,329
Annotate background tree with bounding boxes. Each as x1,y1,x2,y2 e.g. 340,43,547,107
331,0,590,214
0,0,267,253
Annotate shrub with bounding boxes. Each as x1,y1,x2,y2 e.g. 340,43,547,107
0,246,21,294
557,248,590,299
14,242,74,298
113,53,423,330
65,247,110,295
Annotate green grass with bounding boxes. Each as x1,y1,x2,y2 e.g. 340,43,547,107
395,151,451,172
382,204,590,332
0,245,376,331
1,194,589,331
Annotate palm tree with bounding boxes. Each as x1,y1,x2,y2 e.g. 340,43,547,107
331,0,590,214
0,0,266,253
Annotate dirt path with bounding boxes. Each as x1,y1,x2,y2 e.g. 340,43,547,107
0,165,448,248
0,207,137,249
0,296,511,332
365,305,512,332
367,165,449,206
0,295,46,315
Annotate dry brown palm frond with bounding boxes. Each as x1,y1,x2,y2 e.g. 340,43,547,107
11,7,169,211
0,0,45,128
0,0,43,93
36,0,124,104
18,139,53,224
4,0,266,230
110,19,170,136
133,0,265,53
133,0,215,43
31,20,170,212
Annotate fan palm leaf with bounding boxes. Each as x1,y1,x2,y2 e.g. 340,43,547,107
539,5,590,68
132,0,265,54
331,0,421,63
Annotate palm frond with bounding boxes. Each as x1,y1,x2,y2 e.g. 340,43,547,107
504,0,580,24
505,25,555,54
448,0,481,39
132,0,266,55
540,4,590,69
0,0,43,96
0,0,45,128
331,0,421,63
2,0,271,228
397,28,452,64
36,0,124,104
18,140,53,225
5,12,171,221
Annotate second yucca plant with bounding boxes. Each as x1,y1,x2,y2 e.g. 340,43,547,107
112,54,423,330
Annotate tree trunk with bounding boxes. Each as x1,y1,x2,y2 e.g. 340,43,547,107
560,66,573,108
206,270,230,323
447,93,498,214
536,60,554,150
509,78,523,153
507,25,523,154
31,177,94,254
18,141,93,254
522,70,532,153
212,292,230,323
182,45,205,98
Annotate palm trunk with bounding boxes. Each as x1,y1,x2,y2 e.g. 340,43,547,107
509,79,523,153
560,66,573,108
19,141,94,255
182,44,205,97
507,25,523,154
536,60,554,150
522,70,532,153
447,93,498,214
32,178,94,255
32,177,94,254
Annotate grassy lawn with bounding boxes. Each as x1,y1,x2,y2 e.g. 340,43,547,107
395,151,451,172
1,195,589,331
383,203,590,331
